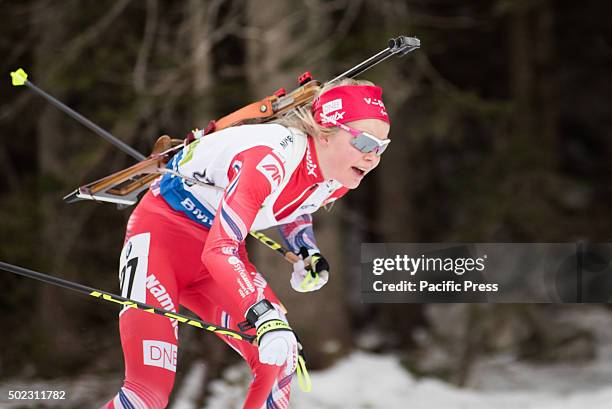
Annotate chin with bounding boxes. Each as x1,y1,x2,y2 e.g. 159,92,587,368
340,177,362,189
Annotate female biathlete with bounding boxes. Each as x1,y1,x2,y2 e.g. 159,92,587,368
101,78,391,409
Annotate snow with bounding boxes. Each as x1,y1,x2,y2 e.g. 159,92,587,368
468,307,612,395
203,351,612,409
2,307,612,408
0,374,120,408
202,306,612,409
170,362,207,409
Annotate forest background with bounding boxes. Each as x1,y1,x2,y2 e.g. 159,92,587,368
0,0,610,407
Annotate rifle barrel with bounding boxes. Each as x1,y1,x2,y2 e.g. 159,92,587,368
328,35,420,84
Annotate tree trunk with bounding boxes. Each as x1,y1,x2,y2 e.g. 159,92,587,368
32,0,90,374
246,0,352,368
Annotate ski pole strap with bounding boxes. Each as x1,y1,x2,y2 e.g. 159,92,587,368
293,334,312,392
296,355,312,392
309,253,324,278
300,270,321,291
255,319,292,342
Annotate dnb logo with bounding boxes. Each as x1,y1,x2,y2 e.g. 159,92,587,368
143,340,177,372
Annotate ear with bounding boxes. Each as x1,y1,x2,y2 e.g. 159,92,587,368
315,130,331,146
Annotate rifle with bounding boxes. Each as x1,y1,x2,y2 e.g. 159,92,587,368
59,35,420,206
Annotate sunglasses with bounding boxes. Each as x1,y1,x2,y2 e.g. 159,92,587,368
320,115,390,156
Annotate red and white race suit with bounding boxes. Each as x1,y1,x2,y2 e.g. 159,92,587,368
101,124,348,409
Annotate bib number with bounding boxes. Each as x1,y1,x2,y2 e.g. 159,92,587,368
119,233,150,310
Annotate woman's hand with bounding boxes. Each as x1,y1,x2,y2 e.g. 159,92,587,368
255,309,299,375
290,247,330,292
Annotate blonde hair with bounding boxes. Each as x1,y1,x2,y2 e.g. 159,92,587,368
271,78,375,137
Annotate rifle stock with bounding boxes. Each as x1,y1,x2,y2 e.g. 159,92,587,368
63,144,182,205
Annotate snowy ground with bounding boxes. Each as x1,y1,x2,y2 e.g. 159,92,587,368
195,351,612,409
195,306,612,409
2,307,612,408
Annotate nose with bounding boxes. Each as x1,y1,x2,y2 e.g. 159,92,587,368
363,151,378,162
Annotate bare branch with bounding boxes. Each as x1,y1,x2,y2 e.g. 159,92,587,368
0,142,20,191
47,0,133,78
303,0,364,67
133,0,159,92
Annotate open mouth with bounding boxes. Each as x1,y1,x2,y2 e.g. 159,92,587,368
351,166,366,177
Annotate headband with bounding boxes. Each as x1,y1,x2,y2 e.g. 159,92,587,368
312,85,390,127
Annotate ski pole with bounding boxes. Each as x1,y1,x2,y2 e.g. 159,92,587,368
0,261,255,343
0,260,312,390
250,231,300,264
10,68,146,161
9,68,301,266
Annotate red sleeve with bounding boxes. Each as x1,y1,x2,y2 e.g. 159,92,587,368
201,145,285,317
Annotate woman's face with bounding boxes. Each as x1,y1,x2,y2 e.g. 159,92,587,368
316,118,390,189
